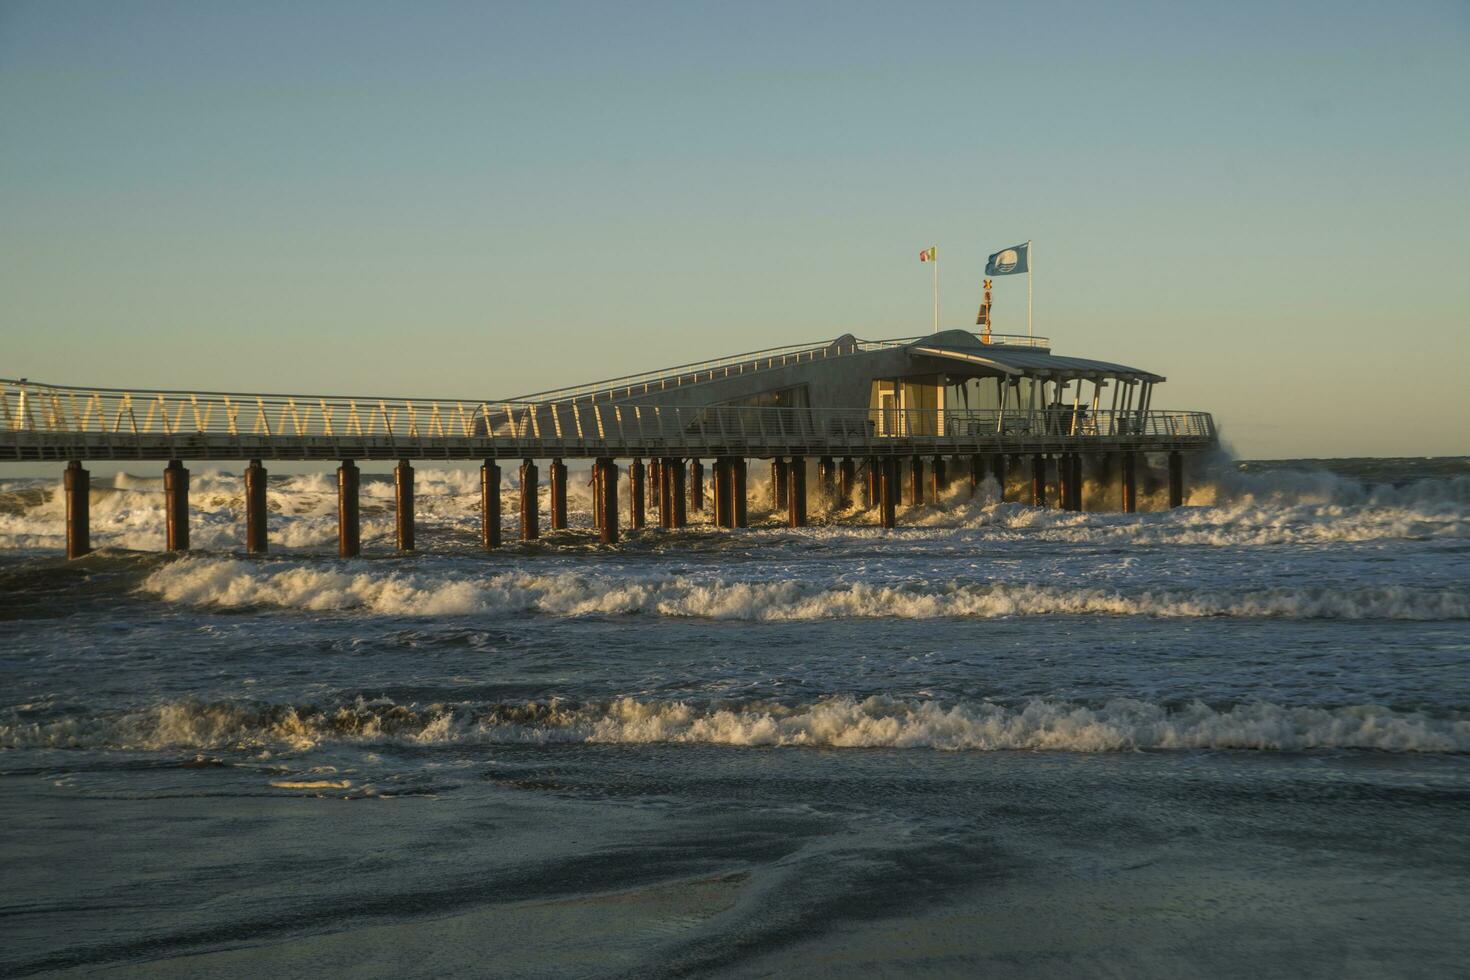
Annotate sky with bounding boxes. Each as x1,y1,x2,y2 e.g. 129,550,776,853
2,0,1467,459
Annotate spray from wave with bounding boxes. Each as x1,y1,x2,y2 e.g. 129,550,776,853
5,695,1466,753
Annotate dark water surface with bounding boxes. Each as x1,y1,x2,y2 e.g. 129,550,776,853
2,456,1468,976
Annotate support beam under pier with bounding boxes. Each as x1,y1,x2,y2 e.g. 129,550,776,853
395,459,415,551
520,460,539,541
338,460,361,558
596,458,619,544
164,458,189,552
630,458,646,529
245,459,268,554
64,460,89,560
549,459,568,531
481,461,502,549
1120,452,1137,514
788,455,807,528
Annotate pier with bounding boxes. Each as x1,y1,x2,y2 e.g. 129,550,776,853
3,329,1216,557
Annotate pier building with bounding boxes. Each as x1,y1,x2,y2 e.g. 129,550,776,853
2,330,1215,558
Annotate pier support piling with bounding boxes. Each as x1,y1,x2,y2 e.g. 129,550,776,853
596,458,619,544
1069,454,1084,511
338,460,361,558
1168,451,1185,509
930,456,946,505
788,455,807,527
713,457,733,528
991,454,1008,502
64,460,90,559
549,459,568,531
164,458,189,552
520,460,539,541
772,458,788,510
649,459,661,517
909,456,924,506
394,459,415,551
970,455,984,497
734,458,748,527
1120,452,1137,514
864,457,879,509
244,459,268,554
671,458,687,528
481,461,502,549
879,458,898,529
630,458,646,529
689,459,704,513
1031,454,1046,508
838,458,855,509
817,456,835,504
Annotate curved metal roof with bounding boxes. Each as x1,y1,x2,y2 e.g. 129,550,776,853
907,330,1164,383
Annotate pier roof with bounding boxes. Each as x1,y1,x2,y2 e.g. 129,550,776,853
907,330,1164,383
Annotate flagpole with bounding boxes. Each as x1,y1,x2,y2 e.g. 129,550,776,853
933,250,939,333
1027,240,1033,339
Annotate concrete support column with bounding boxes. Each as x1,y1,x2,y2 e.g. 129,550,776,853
788,455,807,528
1030,454,1046,508
244,459,268,554
592,464,604,531
991,454,1008,502
772,458,788,510
1070,454,1084,511
1121,451,1137,514
689,459,704,513
734,458,748,527
338,460,361,558
649,458,661,517
817,456,835,504
164,458,190,552
596,458,619,544
838,457,855,508
909,456,924,506
549,459,568,531
630,458,646,529
930,456,947,504
1058,455,1073,512
671,458,687,528
394,459,415,551
713,457,732,528
1168,451,1185,509
878,458,897,529
520,460,539,541
481,461,502,549
64,460,90,560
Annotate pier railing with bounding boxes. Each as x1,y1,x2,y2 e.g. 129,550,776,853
2,379,1214,461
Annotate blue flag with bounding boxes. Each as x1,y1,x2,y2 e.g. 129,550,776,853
985,242,1030,276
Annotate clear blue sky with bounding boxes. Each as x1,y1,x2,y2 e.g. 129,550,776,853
3,0,1467,458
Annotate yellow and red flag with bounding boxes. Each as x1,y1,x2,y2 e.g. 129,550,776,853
919,246,936,262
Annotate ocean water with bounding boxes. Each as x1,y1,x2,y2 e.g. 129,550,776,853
2,455,1468,977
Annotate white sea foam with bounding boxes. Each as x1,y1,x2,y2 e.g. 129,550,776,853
5,695,1465,753
139,557,1470,621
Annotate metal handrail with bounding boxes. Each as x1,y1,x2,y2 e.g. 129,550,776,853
1,378,1214,459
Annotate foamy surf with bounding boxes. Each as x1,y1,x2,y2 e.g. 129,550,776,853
5,695,1466,753
139,557,1470,621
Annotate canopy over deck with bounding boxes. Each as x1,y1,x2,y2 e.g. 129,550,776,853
907,330,1164,383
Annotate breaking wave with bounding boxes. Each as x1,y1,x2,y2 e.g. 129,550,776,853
139,558,1470,621
5,695,1466,753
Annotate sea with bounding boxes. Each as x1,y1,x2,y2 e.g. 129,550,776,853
1,454,1467,978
